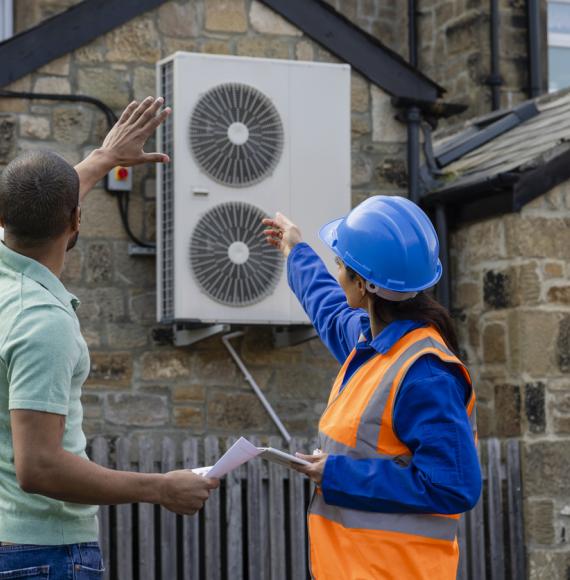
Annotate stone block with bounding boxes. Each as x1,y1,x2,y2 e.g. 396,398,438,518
450,218,505,266
528,550,570,580
133,67,156,102
454,281,481,310
235,37,291,59
162,38,200,57
34,76,71,94
141,350,192,380
19,115,51,139
207,391,272,431
358,0,378,18
38,55,70,76
53,106,93,146
172,385,206,403
296,40,315,61
250,1,302,36
494,384,521,437
113,242,155,287
205,0,247,32
80,189,129,239
483,270,511,309
509,311,559,377
524,441,570,496
558,315,570,373
351,74,370,113
74,39,107,63
525,500,555,544
77,287,126,323
88,352,132,386
107,323,149,349
544,262,564,279
482,323,506,364
549,382,570,434
371,87,406,143
352,156,373,187
77,68,131,110
525,382,546,434
174,406,204,429
351,114,371,138
105,393,168,427
548,286,570,305
0,115,16,163
81,393,103,419
446,12,485,56
129,290,157,324
158,1,200,38
190,351,238,386
375,158,408,189
0,78,32,113
505,216,570,260
201,40,232,55
86,242,113,284
273,366,334,400
105,16,161,63
240,328,303,365
61,244,83,285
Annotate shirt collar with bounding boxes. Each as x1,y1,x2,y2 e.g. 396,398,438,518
357,318,426,354
0,242,80,311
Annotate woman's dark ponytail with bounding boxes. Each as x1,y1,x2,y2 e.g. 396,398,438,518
373,293,459,354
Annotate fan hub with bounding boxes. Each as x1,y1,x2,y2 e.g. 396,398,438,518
227,122,249,146
228,241,250,265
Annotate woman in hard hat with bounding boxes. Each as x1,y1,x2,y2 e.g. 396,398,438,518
262,196,481,580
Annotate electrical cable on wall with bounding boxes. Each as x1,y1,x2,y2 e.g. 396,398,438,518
0,89,155,249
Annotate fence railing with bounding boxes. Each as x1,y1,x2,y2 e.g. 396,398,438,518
89,436,525,580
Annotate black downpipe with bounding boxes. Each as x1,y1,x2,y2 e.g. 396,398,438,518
527,0,543,97
408,0,418,67
488,0,502,110
434,204,451,310
406,106,421,204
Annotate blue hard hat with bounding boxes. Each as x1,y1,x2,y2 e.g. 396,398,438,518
319,195,442,293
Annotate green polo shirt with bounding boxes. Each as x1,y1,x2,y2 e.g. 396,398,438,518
0,242,98,545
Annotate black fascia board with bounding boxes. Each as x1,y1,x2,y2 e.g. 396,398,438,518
260,0,445,102
435,101,540,168
0,0,168,88
513,147,570,209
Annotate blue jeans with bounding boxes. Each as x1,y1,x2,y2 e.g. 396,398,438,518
0,542,104,579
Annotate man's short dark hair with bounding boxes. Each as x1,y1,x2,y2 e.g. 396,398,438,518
0,150,80,244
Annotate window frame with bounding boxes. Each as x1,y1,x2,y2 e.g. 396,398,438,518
0,0,13,42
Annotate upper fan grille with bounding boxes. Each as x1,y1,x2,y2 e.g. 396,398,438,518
190,202,283,307
189,83,284,187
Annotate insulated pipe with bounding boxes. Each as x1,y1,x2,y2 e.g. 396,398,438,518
407,106,421,204
222,332,292,443
434,204,451,310
489,0,502,110
408,0,418,67
527,0,543,97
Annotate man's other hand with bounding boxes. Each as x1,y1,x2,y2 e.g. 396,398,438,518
160,470,220,516
99,96,172,168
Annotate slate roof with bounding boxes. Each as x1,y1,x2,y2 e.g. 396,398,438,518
422,89,570,221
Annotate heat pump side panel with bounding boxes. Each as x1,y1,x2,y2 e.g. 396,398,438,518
288,63,352,324
171,54,294,324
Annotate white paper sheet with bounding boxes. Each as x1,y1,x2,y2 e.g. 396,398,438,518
191,437,311,478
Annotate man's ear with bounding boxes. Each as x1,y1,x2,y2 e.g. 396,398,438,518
70,206,81,232
356,275,367,297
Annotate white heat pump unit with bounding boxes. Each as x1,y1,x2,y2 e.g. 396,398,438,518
156,52,351,325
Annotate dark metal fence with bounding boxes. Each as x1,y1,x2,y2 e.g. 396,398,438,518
89,436,525,580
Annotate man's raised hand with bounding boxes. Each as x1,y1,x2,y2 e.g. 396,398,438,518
100,96,172,167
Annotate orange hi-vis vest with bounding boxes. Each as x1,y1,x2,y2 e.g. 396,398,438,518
308,326,477,580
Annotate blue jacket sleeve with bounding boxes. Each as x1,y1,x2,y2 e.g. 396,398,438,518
287,243,368,364
321,356,482,514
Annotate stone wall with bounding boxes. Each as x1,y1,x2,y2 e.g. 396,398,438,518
418,0,530,122
0,0,407,442
450,184,570,579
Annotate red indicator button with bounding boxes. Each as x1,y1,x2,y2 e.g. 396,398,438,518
116,167,129,181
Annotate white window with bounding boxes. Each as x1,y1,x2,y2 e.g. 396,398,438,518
549,0,570,91
0,0,12,42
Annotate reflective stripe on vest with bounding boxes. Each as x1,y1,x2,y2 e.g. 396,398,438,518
308,326,476,580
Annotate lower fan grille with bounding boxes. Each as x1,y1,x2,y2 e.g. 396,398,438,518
190,202,282,307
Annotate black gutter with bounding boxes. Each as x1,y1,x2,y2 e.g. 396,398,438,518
0,0,168,88
260,0,445,101
434,204,450,309
487,0,503,110
527,0,543,97
408,0,418,67
406,109,422,204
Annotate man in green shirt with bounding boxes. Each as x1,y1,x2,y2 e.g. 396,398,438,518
0,97,218,577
